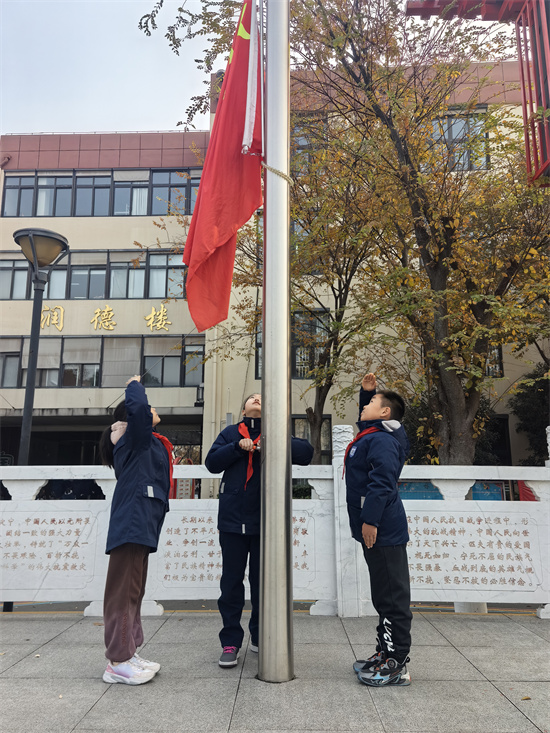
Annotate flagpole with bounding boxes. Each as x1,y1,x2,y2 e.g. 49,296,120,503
259,0,293,683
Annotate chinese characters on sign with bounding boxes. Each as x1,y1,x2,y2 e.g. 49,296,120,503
38,304,175,333
41,305,64,332
91,305,117,331
159,511,315,587
407,511,540,590
145,303,172,332
0,512,96,589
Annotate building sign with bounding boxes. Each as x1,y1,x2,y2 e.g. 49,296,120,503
145,303,172,332
91,304,117,331
40,305,64,331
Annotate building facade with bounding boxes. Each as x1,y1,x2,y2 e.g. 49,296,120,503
0,61,545,475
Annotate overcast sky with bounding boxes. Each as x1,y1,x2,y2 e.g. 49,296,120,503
0,0,213,135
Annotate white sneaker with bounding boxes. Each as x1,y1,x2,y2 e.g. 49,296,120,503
131,652,160,673
103,660,155,685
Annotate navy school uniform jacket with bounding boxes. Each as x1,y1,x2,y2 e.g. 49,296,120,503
205,416,314,535
345,388,410,547
105,380,171,554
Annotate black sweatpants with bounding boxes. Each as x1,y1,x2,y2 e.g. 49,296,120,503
218,531,260,649
362,543,412,663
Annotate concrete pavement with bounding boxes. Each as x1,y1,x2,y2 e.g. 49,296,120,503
1,609,548,733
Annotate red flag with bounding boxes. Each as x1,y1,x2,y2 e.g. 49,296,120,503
183,0,263,332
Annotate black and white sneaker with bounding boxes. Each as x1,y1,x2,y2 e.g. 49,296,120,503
358,656,411,687
219,646,240,668
353,650,385,675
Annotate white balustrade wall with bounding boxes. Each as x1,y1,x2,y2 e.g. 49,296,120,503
1,424,548,619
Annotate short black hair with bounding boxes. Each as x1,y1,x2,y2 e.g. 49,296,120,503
378,390,405,422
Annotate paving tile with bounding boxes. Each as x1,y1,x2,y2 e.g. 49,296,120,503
0,644,41,672
457,645,550,681
504,614,550,642
147,611,221,644
493,681,550,733
292,614,348,644
1,642,104,678
0,678,108,733
351,644,485,681
425,614,544,648
46,616,168,646
366,680,539,732
139,637,248,679
80,677,239,731
232,677,385,731
0,615,80,644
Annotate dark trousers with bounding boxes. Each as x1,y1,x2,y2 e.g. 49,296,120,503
103,543,149,662
218,531,260,648
362,543,412,663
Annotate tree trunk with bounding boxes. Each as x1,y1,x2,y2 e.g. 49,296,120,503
305,383,332,464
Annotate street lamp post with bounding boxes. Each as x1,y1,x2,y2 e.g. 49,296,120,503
3,230,69,613
13,229,69,465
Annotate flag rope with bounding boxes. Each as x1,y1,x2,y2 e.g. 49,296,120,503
261,161,293,185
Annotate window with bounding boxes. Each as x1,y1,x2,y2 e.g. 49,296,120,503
22,368,59,388
75,174,111,216
101,337,141,388
109,255,146,299
183,342,205,386
486,345,504,378
141,337,204,387
2,175,35,216
432,111,488,171
0,352,20,387
1,250,185,301
62,364,100,387
2,168,201,218
61,338,101,387
44,267,67,299
291,310,330,379
148,253,186,299
0,259,29,299
142,336,182,387
36,175,73,216
21,337,61,388
292,416,332,465
69,267,106,299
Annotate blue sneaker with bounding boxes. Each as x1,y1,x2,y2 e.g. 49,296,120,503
358,656,411,686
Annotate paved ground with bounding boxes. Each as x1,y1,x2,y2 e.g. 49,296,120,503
0,609,548,733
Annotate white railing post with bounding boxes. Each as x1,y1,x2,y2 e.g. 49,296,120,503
332,425,376,617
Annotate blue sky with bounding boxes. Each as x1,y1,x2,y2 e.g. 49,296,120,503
0,0,212,135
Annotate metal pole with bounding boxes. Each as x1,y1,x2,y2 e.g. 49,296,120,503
259,0,292,682
17,271,47,466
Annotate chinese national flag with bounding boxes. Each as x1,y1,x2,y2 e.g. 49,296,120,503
183,0,263,332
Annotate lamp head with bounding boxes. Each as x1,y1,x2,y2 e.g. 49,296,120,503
13,228,69,269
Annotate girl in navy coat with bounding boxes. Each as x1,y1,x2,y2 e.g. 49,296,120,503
205,393,313,668
99,376,173,685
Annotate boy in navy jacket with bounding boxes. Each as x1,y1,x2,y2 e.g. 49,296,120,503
345,373,412,687
205,393,313,668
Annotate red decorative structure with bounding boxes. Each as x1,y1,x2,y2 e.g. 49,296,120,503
406,0,550,182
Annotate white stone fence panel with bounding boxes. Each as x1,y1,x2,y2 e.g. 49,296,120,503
1,428,548,619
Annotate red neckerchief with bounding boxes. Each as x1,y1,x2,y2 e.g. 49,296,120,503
153,432,174,487
238,421,261,490
342,426,380,477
